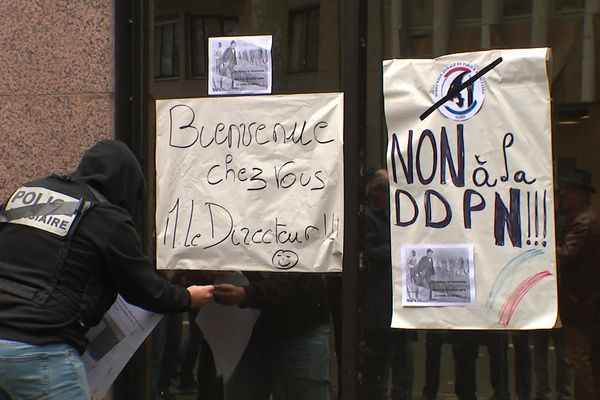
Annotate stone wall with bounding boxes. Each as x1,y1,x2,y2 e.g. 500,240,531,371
0,1,114,200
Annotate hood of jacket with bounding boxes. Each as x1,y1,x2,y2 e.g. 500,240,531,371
71,140,146,216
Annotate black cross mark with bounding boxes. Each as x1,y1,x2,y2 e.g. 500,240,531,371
419,57,503,121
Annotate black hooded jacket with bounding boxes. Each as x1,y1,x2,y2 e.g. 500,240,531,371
0,140,191,353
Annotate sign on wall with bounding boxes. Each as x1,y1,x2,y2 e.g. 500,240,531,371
383,48,557,329
156,93,344,273
208,35,272,96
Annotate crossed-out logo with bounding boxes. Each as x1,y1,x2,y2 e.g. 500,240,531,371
434,61,485,121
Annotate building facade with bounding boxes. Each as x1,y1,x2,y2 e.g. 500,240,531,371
1,0,599,399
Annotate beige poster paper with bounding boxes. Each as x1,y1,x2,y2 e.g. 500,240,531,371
383,48,557,329
155,93,344,273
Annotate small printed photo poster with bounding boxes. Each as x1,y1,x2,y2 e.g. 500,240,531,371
401,244,475,307
209,35,272,95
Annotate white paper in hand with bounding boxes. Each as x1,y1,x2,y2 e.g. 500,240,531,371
195,272,261,382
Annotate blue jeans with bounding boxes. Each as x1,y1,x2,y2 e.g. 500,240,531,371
226,323,331,400
0,338,90,400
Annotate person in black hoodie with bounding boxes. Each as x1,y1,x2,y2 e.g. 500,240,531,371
0,140,214,399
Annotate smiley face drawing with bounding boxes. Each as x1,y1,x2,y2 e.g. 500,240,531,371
271,250,299,270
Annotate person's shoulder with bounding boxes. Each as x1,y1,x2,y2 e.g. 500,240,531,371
583,207,600,234
80,202,136,236
574,206,600,228
67,202,140,258
586,206,600,221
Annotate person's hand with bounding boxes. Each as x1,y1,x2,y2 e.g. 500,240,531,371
187,285,214,308
213,284,246,306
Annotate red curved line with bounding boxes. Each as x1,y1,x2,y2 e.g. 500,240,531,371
504,282,532,324
499,273,542,323
500,273,547,325
500,271,551,326
444,66,471,77
499,271,552,326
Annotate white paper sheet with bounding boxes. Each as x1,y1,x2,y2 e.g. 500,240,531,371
155,93,344,273
383,48,557,329
208,35,272,95
195,272,260,382
83,296,162,398
402,244,475,307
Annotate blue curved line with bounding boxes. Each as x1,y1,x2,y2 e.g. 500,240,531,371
444,100,478,115
486,249,545,310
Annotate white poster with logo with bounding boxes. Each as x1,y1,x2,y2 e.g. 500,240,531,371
383,48,557,329
155,93,344,273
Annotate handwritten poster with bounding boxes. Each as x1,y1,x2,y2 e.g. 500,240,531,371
383,48,557,329
156,93,344,273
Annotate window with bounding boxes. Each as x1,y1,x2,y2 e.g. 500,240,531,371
407,0,433,27
502,0,532,17
554,0,585,12
189,16,238,78
288,7,320,73
154,21,180,78
451,0,481,22
132,2,600,400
